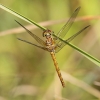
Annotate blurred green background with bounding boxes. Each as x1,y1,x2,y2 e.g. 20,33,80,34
0,0,100,100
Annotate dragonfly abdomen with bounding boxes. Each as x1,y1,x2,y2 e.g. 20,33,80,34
50,52,65,87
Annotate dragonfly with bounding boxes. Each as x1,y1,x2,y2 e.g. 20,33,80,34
16,7,90,87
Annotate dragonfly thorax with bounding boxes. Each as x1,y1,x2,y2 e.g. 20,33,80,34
43,30,55,52
45,35,55,52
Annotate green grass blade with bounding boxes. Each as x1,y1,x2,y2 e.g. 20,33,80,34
0,4,46,31
53,34,100,66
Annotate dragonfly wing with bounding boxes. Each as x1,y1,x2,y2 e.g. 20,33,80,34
54,7,80,52
54,25,90,53
17,38,48,51
15,20,46,46
55,41,66,53
56,7,80,38
66,25,90,42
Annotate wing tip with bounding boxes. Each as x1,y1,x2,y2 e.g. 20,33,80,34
85,25,91,29
75,6,81,12
14,19,20,25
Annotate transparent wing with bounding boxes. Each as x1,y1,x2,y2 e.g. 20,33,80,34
15,20,46,46
56,7,80,38
17,38,48,51
66,25,90,42
54,25,90,53
54,7,80,52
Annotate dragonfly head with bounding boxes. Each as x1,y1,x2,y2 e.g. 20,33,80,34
43,29,53,38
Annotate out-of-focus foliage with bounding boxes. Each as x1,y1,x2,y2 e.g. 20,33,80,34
0,0,100,100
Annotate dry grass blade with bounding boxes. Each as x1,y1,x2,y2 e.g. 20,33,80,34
0,16,100,36
62,71,100,99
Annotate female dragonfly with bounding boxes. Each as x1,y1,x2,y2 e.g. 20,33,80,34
16,7,90,87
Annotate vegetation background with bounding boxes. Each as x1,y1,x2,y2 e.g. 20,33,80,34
0,0,100,100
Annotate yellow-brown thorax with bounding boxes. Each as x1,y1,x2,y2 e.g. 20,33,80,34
43,29,55,52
